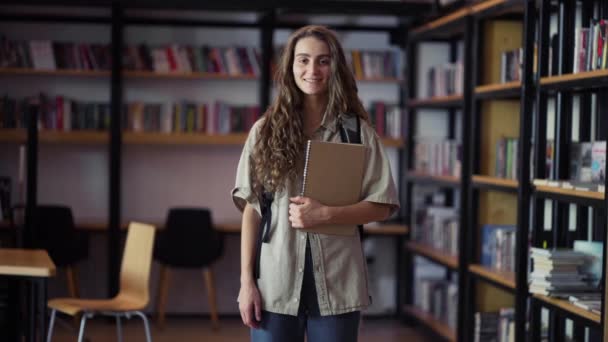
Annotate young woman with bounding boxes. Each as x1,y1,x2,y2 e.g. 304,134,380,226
232,25,399,342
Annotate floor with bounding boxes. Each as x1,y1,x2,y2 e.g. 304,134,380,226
50,316,433,342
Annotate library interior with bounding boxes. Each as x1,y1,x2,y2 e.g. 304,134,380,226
1,0,608,341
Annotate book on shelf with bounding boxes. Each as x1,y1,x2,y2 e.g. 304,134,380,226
572,18,608,73
480,224,516,272
426,61,463,98
300,140,366,236
500,48,522,83
413,206,459,256
474,308,515,342
495,137,518,180
529,247,599,298
413,138,462,177
367,101,403,139
415,277,458,329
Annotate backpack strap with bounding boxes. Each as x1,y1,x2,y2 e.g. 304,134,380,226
337,115,365,239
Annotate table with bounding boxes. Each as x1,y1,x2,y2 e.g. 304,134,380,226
0,248,56,342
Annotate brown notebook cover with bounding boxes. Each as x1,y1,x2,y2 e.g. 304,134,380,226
300,140,367,235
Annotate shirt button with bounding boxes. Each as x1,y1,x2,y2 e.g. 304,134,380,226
301,235,305,240
299,268,303,273
294,298,299,302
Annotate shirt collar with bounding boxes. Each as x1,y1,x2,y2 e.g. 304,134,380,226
318,110,340,134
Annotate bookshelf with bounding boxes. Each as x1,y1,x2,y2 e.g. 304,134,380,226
403,0,471,337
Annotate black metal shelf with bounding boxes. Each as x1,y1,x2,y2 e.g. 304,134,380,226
468,264,516,293
407,95,464,109
474,82,522,100
539,69,608,92
406,172,461,187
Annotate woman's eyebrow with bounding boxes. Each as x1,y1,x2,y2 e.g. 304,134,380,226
295,53,331,58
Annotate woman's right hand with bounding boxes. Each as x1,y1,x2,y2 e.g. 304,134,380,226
238,280,262,329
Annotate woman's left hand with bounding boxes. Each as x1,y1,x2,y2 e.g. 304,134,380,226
289,196,328,228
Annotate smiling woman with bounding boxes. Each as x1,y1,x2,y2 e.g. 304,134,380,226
232,25,399,342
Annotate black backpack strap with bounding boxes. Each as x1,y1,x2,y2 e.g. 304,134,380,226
337,115,365,239
254,191,273,279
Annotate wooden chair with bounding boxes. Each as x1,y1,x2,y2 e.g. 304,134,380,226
154,208,224,330
46,222,156,342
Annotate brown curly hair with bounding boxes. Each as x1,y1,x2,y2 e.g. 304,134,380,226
252,25,368,195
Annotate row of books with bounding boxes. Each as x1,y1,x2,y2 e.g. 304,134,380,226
345,50,401,79
426,61,463,98
124,44,261,75
528,244,601,298
474,308,515,342
500,48,522,83
367,101,403,138
412,206,459,256
570,141,606,184
123,101,261,134
1,94,261,134
495,137,518,180
480,224,516,273
0,36,264,76
568,293,602,316
413,139,462,177
0,37,111,71
414,278,458,330
573,19,608,73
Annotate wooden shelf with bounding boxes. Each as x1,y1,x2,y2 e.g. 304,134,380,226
410,7,470,38
540,69,608,90
405,241,459,269
380,137,405,148
470,0,525,18
363,223,408,235
408,94,463,108
534,184,605,200
407,172,460,186
469,264,515,290
403,305,456,342
475,81,521,98
0,129,26,143
0,68,109,77
533,294,601,324
39,131,108,144
123,132,248,145
124,70,258,80
472,175,518,191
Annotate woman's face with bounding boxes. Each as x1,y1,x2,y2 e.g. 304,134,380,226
292,36,331,97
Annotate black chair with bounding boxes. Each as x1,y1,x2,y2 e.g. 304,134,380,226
154,207,224,330
32,205,88,299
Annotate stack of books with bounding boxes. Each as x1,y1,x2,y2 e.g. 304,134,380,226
529,247,595,298
568,293,602,315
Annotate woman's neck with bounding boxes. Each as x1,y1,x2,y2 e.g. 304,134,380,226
302,95,328,137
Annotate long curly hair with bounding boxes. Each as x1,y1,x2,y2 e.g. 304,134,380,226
252,25,368,194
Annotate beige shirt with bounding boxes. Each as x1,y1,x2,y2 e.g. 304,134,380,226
231,112,399,316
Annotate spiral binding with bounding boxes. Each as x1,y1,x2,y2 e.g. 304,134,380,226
301,140,313,196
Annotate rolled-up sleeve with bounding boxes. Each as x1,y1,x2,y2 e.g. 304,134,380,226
360,123,400,214
231,120,263,217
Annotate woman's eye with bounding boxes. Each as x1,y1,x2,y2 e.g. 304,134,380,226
298,58,308,64
319,59,330,65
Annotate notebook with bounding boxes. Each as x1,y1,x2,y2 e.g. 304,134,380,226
299,140,367,235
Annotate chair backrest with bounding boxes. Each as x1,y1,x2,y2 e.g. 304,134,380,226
119,222,156,303
155,207,224,267
32,205,75,247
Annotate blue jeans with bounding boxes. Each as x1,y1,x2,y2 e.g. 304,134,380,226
251,240,361,342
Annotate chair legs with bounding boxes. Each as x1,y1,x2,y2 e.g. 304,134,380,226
203,267,219,330
46,309,57,342
155,265,170,329
133,311,153,342
77,312,89,342
116,315,123,342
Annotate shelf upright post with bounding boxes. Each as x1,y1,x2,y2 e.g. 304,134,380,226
259,10,275,113
457,14,474,342
108,1,124,298
402,28,417,323
24,102,39,249
600,0,608,339
515,0,537,341
530,0,550,338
